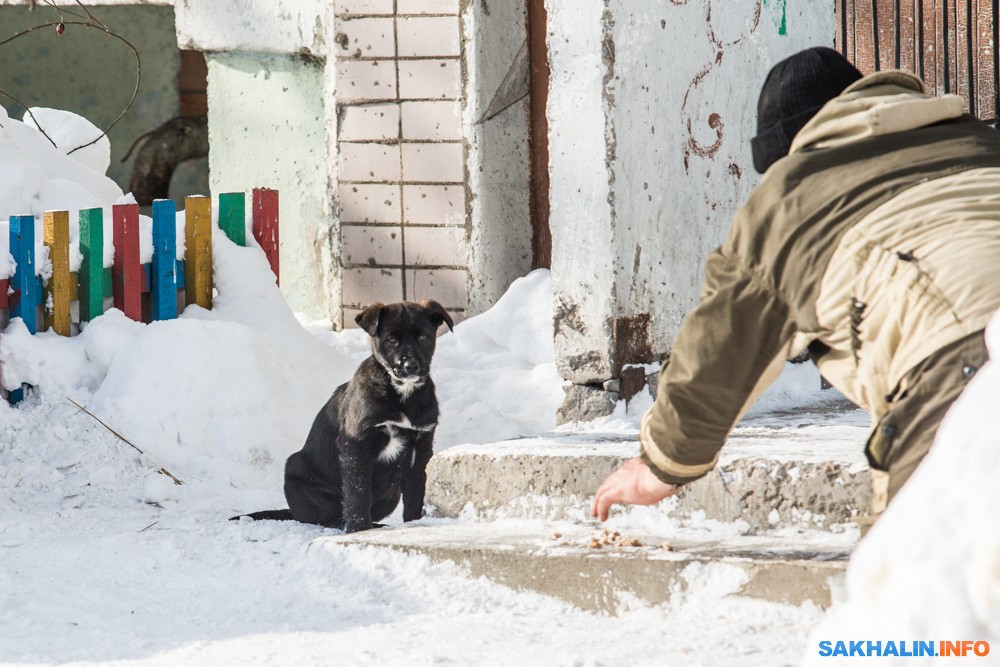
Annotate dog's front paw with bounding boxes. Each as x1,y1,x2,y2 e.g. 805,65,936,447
403,505,425,522
344,519,374,533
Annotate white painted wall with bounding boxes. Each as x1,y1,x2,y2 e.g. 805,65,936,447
175,0,328,56
206,53,338,319
548,0,834,385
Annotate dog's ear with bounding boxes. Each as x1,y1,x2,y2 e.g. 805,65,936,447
420,299,454,332
355,302,385,336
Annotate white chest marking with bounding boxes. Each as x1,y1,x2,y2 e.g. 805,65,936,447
376,416,436,462
392,375,425,399
378,427,408,462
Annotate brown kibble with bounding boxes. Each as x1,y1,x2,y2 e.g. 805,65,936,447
622,538,642,547
659,542,674,551
589,539,602,549
547,532,562,541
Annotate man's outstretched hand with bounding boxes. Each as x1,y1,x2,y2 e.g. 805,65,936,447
591,457,680,521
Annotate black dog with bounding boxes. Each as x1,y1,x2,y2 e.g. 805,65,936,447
237,300,453,532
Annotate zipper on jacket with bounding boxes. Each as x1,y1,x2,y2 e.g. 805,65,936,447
850,297,867,363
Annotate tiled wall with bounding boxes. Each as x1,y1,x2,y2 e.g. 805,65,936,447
335,0,468,327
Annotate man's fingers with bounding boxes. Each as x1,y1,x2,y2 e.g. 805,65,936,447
592,477,611,518
591,487,608,519
594,485,619,522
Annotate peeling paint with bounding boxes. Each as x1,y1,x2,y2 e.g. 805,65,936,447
554,298,588,336
763,0,789,36
563,351,605,374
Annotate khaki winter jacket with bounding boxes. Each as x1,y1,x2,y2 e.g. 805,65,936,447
640,71,1000,485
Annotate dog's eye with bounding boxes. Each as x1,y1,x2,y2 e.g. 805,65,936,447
386,337,399,346
418,334,429,342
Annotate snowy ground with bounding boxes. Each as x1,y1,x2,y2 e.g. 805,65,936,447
0,472,828,667
0,265,843,666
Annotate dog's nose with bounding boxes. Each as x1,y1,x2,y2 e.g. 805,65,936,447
402,358,420,375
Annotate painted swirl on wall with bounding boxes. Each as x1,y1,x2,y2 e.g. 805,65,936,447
680,0,763,172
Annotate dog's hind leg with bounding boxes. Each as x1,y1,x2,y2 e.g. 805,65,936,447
285,481,345,528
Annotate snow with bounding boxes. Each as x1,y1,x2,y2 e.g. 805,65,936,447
0,248,840,665
22,107,113,176
803,312,1000,665
0,105,121,278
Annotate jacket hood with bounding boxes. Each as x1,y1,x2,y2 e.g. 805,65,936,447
789,70,966,154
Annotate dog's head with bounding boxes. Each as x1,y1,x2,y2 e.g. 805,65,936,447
355,300,454,385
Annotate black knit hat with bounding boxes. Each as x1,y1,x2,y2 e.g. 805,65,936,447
751,47,863,174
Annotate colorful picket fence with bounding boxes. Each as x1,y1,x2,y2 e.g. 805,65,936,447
1,188,279,403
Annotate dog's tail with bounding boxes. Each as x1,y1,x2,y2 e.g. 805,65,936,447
230,509,295,522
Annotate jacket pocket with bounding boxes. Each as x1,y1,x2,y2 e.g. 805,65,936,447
865,415,896,471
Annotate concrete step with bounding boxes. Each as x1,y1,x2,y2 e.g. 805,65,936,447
332,520,851,613
427,403,873,531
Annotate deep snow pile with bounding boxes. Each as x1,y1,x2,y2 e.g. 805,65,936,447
803,313,1000,664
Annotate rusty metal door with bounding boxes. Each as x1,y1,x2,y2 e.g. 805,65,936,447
528,0,551,270
837,0,1000,121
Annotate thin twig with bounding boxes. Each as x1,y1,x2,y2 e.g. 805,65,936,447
138,520,159,533
67,397,184,486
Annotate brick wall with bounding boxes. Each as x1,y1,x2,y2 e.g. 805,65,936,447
335,0,469,327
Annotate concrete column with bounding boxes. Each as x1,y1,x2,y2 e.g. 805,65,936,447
462,0,533,314
546,0,834,420
176,0,339,321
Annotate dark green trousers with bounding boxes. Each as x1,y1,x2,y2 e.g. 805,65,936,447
866,329,989,507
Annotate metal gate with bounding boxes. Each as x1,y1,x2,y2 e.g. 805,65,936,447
837,0,1000,121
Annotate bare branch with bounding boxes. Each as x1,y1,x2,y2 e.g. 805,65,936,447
67,397,184,486
0,3,142,155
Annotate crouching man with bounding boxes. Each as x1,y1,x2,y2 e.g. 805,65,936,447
593,47,1000,526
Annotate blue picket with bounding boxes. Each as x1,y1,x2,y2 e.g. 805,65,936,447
9,215,36,403
9,215,37,333
151,199,178,321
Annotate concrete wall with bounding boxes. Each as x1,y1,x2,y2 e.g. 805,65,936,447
0,4,196,193
547,0,834,402
205,53,337,320
462,0,533,314
547,0,616,384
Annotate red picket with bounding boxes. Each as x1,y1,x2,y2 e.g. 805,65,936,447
252,188,279,285
112,203,142,321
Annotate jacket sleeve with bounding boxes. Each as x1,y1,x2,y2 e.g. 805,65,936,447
639,248,798,485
